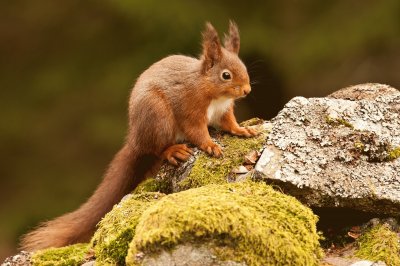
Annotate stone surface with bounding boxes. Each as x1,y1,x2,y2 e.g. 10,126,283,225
1,251,31,266
350,261,386,266
255,83,400,215
140,244,246,266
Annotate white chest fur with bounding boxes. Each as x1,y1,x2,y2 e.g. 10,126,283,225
207,97,233,126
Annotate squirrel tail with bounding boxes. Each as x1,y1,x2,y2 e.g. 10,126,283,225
20,143,155,251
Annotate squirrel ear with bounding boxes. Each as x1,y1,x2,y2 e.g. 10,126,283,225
201,22,222,73
224,20,240,54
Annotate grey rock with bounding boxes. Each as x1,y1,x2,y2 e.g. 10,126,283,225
350,261,386,266
1,251,31,266
81,261,95,266
255,83,400,215
140,244,246,266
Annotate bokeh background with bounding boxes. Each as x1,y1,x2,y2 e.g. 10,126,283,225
1,0,399,260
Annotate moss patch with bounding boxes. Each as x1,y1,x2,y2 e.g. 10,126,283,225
31,243,90,266
326,116,354,129
386,146,400,161
356,224,400,266
91,192,165,265
126,181,323,266
347,131,400,162
177,121,267,190
133,177,171,194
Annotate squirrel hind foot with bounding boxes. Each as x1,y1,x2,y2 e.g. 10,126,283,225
231,126,260,138
161,144,193,166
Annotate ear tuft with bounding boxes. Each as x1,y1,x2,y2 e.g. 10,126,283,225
224,20,240,54
201,22,222,73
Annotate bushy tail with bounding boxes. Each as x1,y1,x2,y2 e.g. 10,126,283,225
20,144,155,251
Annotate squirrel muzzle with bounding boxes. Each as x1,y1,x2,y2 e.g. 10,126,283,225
243,84,251,96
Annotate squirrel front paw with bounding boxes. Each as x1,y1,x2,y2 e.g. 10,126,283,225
161,144,194,166
231,126,259,137
200,141,223,158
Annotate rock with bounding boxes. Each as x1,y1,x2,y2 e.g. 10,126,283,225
1,251,31,266
255,83,400,215
328,83,398,100
350,261,386,266
75,181,323,265
231,165,249,174
139,244,246,266
126,182,322,266
322,257,382,266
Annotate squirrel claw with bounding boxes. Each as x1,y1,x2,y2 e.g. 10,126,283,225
162,144,193,166
245,126,259,136
168,157,179,166
202,142,223,158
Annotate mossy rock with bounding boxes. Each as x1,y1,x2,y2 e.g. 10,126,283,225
31,182,322,265
92,192,165,265
31,243,90,266
126,181,323,265
356,223,400,266
138,118,269,194
178,128,266,190
133,178,170,195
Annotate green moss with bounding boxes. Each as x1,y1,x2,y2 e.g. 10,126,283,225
178,122,267,190
126,181,323,266
92,192,165,265
31,243,90,266
326,116,354,129
386,146,400,161
354,141,365,151
356,224,400,266
133,177,171,194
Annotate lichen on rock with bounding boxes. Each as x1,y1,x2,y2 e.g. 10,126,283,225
325,116,354,129
126,181,323,266
255,83,400,215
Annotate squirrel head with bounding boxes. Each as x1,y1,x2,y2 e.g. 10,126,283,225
200,21,251,99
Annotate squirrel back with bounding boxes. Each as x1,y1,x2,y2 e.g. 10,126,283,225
21,21,257,251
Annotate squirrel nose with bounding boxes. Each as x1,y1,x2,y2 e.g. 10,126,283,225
243,85,251,95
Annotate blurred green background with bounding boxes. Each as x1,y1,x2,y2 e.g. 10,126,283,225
1,0,399,260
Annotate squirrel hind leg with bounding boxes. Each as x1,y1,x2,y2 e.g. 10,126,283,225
161,144,194,166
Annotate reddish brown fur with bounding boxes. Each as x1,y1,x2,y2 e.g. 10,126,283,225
20,21,257,251
224,21,240,54
161,144,193,166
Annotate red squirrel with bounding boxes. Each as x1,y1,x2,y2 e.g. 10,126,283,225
21,21,257,251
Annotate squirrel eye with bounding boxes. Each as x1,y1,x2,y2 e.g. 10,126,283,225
221,70,232,81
